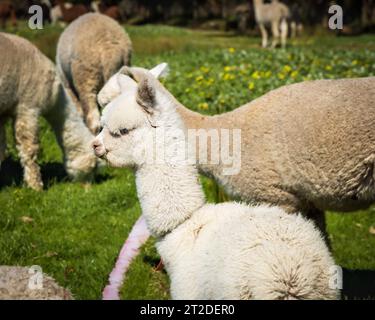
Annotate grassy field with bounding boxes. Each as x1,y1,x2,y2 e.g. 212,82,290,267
1,23,375,300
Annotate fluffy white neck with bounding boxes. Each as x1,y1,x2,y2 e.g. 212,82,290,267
136,163,205,238
135,95,206,238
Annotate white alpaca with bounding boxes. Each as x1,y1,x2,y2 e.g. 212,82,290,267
92,66,339,300
0,33,96,190
253,0,290,48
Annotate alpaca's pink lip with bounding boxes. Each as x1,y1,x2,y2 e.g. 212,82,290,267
94,149,107,159
92,141,107,158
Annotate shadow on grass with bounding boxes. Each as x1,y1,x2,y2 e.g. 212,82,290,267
143,254,162,270
0,158,113,189
0,158,24,188
93,170,113,185
0,158,67,189
343,268,375,300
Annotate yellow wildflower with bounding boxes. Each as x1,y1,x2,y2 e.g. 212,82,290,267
200,66,210,73
291,70,299,78
283,65,292,73
198,102,209,110
251,71,261,79
206,78,214,86
223,73,235,81
228,47,236,53
248,82,255,90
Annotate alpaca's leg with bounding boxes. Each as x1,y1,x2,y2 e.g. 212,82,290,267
290,21,297,38
280,19,288,48
259,23,268,48
71,61,102,134
271,20,280,48
0,118,6,164
297,23,304,36
14,108,43,190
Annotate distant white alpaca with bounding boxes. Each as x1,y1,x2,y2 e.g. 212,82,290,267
253,0,290,48
0,33,96,190
92,66,339,300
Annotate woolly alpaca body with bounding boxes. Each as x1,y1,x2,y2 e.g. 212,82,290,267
158,203,337,299
0,33,96,190
254,0,290,48
177,77,375,215
99,68,375,237
0,266,73,300
57,13,132,134
93,67,338,300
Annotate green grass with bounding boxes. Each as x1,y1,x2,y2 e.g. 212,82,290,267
0,23,375,299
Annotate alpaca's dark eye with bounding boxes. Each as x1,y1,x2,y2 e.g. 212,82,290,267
120,128,129,135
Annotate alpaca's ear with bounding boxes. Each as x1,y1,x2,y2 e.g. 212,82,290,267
149,63,169,79
136,78,156,114
117,74,137,92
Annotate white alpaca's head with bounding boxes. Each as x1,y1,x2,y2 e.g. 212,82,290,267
92,64,182,169
97,63,169,109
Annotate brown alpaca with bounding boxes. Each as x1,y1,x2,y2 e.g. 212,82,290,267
91,1,122,22
104,6,121,21
57,0,88,23
0,1,16,29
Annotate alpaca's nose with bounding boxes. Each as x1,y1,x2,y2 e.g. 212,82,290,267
92,139,106,158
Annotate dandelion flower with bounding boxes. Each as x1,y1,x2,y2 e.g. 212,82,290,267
251,71,261,79
291,70,299,78
283,65,292,73
198,102,209,110
200,66,210,73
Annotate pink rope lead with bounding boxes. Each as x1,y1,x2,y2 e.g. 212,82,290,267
102,215,150,300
